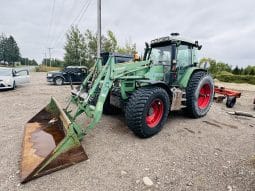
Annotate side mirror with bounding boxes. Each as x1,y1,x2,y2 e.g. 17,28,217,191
199,62,209,69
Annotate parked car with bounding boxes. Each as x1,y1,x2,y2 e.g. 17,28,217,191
47,53,133,86
0,67,30,90
47,66,88,85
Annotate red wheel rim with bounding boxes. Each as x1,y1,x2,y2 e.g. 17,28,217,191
198,83,211,109
146,99,164,128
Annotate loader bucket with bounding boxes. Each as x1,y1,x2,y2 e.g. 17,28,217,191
20,97,88,183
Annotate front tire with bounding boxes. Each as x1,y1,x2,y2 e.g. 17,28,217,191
185,71,214,118
226,96,236,108
54,77,64,86
12,81,16,90
125,87,170,138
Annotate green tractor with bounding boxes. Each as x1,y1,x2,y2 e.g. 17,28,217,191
20,34,214,183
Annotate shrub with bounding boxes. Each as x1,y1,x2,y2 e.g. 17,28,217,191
215,74,255,85
217,71,233,76
35,65,63,72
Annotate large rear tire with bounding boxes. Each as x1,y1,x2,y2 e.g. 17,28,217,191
185,71,214,118
125,87,170,138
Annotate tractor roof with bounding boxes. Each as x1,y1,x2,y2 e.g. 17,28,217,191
150,35,202,49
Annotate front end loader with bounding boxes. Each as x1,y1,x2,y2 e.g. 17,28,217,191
20,34,214,183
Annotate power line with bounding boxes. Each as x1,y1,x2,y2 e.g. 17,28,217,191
76,0,93,25
51,0,92,48
46,0,56,47
51,0,90,48
50,0,67,46
43,0,56,63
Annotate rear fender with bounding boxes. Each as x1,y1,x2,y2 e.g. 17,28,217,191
178,67,207,88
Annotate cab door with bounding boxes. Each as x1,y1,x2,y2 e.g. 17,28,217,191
14,70,30,85
176,45,192,80
72,68,82,82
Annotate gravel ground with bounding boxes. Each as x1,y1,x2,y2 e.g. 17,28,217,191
0,72,255,191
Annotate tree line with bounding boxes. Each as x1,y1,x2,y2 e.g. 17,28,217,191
42,58,64,67
200,58,255,76
0,33,38,66
63,26,136,68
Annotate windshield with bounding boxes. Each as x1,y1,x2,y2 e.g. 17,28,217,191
149,45,171,65
0,68,12,76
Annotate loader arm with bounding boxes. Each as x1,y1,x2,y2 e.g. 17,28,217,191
65,56,150,139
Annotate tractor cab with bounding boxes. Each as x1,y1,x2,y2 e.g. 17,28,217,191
146,34,202,85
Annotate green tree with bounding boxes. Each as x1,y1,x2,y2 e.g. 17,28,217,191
0,34,5,62
240,67,244,75
51,58,64,67
102,30,118,52
64,26,86,67
232,66,241,75
199,58,232,75
200,58,217,74
0,34,20,65
83,29,97,68
249,68,255,75
243,65,255,76
117,41,136,55
31,59,38,66
6,36,20,65
64,27,136,68
20,57,38,66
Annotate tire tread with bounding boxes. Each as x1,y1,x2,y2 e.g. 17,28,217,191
125,87,169,138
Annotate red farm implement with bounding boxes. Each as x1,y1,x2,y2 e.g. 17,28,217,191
214,85,241,108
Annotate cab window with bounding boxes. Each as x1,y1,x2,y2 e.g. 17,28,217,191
150,45,171,65
177,45,192,68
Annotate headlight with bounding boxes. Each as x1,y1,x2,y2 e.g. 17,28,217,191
5,78,11,84
47,73,53,77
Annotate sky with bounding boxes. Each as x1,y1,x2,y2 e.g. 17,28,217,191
0,0,255,67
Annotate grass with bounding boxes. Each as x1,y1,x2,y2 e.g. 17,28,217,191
35,65,63,72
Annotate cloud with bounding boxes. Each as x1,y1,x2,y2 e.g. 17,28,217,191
0,0,254,67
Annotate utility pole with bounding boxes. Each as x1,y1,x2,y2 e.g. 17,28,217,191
44,52,47,67
79,51,82,66
97,0,101,58
48,48,53,67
